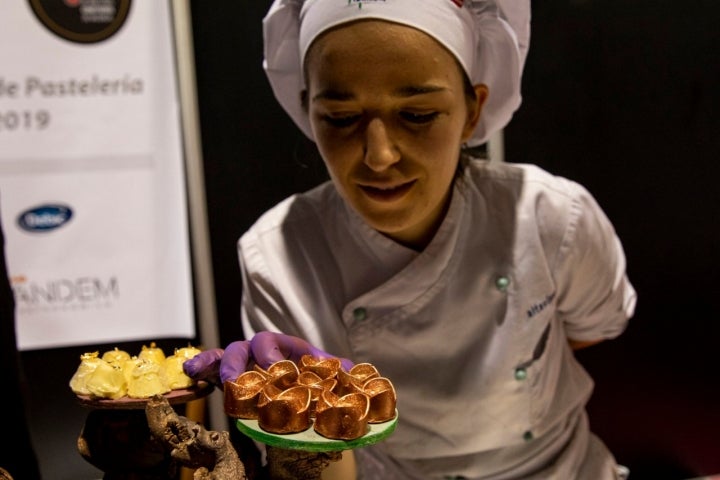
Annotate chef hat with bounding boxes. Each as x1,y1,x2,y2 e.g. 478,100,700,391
262,0,530,146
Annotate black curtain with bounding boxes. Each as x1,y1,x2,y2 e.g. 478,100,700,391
1,203,42,479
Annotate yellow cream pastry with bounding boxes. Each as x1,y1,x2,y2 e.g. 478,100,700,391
70,343,205,400
101,347,131,366
174,345,202,360
85,359,127,399
138,342,166,364
163,354,195,390
69,351,102,395
121,356,142,385
126,358,170,398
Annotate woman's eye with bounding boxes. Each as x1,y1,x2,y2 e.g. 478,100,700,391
323,115,360,128
400,111,439,124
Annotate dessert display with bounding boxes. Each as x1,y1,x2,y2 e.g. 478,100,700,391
70,342,203,401
225,355,397,441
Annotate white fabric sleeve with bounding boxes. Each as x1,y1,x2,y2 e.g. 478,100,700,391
237,229,302,341
553,182,637,341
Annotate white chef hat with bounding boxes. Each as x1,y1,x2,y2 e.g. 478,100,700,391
262,0,530,146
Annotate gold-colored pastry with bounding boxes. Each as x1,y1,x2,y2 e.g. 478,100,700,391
345,363,380,383
266,359,300,390
257,384,313,434
297,372,337,417
314,390,370,440
335,363,379,397
223,355,397,440
298,355,341,380
362,377,397,423
224,370,268,419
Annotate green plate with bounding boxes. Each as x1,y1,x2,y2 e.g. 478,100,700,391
235,411,398,452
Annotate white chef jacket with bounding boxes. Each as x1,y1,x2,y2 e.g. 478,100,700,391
238,158,637,479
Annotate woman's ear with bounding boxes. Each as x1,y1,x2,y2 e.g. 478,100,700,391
462,84,489,142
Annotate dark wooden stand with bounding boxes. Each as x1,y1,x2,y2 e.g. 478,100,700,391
75,383,213,479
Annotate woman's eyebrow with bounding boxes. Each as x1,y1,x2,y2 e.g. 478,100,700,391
394,84,446,97
312,88,353,102
312,84,446,102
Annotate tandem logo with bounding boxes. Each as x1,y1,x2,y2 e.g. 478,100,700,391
17,204,73,233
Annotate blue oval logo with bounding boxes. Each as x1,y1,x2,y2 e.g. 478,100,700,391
17,204,74,233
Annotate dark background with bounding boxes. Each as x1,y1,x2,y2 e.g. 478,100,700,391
504,1,720,478
20,1,719,478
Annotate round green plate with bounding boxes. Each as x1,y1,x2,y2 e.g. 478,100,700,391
235,411,398,452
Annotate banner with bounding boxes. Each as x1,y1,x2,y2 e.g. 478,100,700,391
0,1,195,350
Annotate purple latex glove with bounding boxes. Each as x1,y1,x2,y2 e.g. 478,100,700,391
183,345,242,386
183,332,354,385
249,331,354,372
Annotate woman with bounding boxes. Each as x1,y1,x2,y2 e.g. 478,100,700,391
186,1,636,478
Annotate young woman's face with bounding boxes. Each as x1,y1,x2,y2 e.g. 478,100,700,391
305,20,486,249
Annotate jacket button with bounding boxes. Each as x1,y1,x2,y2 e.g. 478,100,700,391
495,276,510,291
353,307,367,321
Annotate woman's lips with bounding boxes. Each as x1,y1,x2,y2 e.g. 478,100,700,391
359,181,415,202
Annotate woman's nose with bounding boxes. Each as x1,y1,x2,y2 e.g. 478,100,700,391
363,118,400,171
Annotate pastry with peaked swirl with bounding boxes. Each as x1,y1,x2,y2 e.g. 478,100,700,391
298,356,342,380
362,377,397,423
224,370,268,419
266,359,300,390
258,384,313,434
314,390,370,440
